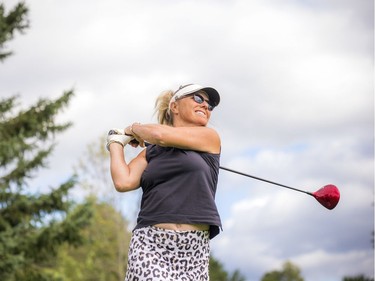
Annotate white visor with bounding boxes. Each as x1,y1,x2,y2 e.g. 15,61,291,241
168,84,220,110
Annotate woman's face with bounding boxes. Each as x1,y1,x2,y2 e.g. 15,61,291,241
173,91,212,126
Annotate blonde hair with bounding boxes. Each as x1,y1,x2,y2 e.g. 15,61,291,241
154,89,174,125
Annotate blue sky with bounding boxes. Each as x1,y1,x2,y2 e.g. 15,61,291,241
1,0,373,280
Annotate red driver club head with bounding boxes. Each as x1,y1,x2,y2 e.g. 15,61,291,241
312,184,340,210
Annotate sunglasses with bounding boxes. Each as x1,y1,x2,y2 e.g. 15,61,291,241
178,93,215,111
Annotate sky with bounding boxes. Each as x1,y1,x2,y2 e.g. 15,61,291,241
1,0,374,281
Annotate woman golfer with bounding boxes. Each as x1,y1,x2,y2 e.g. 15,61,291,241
107,84,222,281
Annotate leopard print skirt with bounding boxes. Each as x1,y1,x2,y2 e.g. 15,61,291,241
125,226,210,281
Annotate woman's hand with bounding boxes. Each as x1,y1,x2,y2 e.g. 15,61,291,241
125,123,145,148
106,129,133,151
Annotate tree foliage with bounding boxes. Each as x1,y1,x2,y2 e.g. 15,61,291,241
44,197,131,281
74,136,119,202
209,255,246,281
343,275,374,281
261,261,304,281
0,1,29,61
0,91,94,281
0,2,93,280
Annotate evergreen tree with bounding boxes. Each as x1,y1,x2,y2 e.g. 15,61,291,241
0,2,93,280
0,2,29,61
0,91,93,281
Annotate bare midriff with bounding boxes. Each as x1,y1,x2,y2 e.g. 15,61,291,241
153,223,209,231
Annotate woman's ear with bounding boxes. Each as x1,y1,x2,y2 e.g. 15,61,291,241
170,101,179,114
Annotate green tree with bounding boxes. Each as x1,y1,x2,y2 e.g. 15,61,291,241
0,90,94,281
261,261,304,281
0,91,94,281
343,275,374,281
74,136,120,202
74,137,138,278
209,255,246,281
228,269,247,281
0,2,93,280
45,198,131,281
0,2,29,61
209,255,229,281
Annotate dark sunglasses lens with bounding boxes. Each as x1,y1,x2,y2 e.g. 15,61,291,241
193,94,203,104
193,94,214,111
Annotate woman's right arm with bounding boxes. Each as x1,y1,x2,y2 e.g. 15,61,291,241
126,123,221,154
109,144,147,192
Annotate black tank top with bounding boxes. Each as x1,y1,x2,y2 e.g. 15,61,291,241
135,144,222,239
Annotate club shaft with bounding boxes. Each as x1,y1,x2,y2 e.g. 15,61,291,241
219,166,313,196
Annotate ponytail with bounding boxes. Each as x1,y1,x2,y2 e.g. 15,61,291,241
154,90,174,125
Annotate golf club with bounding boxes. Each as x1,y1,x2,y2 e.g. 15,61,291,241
219,166,340,210
107,130,340,209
